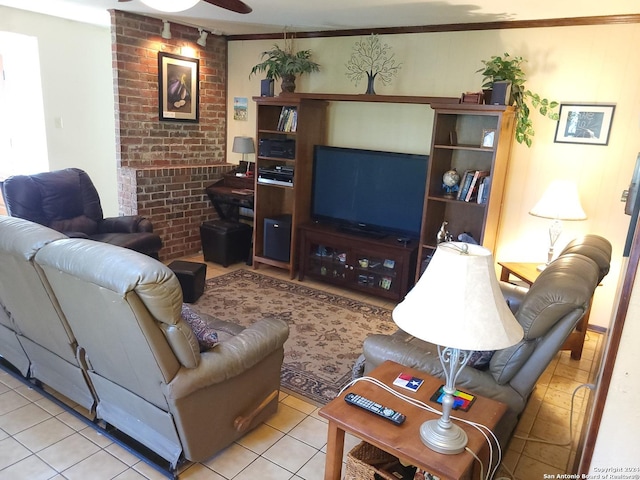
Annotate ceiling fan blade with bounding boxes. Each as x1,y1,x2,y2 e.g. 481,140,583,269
203,0,252,14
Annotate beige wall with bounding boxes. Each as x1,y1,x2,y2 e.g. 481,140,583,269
0,7,118,216
228,23,640,330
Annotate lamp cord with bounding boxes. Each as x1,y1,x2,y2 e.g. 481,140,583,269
339,376,502,480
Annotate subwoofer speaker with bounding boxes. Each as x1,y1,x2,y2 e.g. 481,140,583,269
263,215,292,262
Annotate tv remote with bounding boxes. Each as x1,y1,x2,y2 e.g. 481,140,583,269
344,393,406,425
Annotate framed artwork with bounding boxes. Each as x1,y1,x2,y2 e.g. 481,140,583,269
481,129,496,148
233,97,248,121
554,103,615,145
158,52,199,122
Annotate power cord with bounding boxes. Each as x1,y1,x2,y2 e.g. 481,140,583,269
339,376,502,480
513,383,595,447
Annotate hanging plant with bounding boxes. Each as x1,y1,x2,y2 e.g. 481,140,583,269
345,34,402,95
477,53,559,147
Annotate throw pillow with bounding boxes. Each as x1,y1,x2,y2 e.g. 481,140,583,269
181,304,218,351
467,350,494,370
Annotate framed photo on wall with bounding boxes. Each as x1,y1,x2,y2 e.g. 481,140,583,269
158,52,199,122
554,103,615,145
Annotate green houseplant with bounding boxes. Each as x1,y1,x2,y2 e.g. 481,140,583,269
478,53,559,147
249,43,320,94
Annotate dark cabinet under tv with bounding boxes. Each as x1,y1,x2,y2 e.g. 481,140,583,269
298,222,418,301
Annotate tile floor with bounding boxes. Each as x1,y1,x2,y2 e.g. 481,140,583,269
0,255,604,479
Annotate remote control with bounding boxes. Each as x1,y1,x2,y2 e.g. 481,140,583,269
344,393,406,425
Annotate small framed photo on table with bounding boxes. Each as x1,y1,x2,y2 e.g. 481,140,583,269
158,52,199,122
481,129,496,148
554,103,615,145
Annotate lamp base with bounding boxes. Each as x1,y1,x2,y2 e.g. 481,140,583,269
419,418,468,455
536,264,547,272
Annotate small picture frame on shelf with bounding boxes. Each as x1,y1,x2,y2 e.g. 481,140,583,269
449,131,458,146
481,129,496,148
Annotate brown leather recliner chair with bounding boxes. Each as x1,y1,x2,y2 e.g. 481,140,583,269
1,168,162,258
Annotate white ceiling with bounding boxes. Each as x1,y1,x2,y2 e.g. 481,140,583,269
0,0,637,36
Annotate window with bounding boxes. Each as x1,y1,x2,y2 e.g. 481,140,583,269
0,31,48,181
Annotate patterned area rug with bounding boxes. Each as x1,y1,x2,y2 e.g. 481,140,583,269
191,269,396,405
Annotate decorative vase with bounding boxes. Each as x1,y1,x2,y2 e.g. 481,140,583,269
280,74,296,93
365,73,377,95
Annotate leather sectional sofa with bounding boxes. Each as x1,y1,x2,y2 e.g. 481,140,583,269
0,215,289,472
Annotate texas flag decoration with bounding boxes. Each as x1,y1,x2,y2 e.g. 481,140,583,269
393,373,424,392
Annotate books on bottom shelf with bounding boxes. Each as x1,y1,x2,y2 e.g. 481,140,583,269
457,170,490,203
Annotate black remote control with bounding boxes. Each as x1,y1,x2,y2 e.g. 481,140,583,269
344,393,406,425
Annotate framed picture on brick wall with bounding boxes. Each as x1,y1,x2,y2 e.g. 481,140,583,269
158,52,199,122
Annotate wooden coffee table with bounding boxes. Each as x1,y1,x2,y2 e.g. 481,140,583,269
319,360,508,480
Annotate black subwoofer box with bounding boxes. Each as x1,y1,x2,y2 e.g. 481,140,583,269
263,215,292,262
168,260,207,303
200,220,252,267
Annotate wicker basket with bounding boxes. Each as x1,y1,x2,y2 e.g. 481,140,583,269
344,442,399,480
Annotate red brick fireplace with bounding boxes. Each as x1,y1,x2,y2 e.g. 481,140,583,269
111,10,232,260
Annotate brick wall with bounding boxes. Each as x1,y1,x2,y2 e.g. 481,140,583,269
110,10,231,260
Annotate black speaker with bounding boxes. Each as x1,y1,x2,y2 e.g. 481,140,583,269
490,80,512,105
260,79,274,97
264,215,292,262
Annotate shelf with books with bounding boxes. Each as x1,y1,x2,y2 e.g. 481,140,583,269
416,104,515,282
253,96,328,278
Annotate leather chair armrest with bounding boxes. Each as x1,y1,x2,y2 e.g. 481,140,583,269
499,281,528,313
163,317,289,399
100,216,154,234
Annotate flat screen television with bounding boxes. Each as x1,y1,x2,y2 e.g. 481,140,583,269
311,145,428,238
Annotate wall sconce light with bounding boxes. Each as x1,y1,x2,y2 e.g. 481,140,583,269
161,20,172,40
197,29,208,47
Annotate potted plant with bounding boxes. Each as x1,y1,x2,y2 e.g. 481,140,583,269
249,42,320,94
478,53,559,147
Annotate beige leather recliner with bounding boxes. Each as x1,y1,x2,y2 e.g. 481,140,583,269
0,215,289,470
0,216,96,411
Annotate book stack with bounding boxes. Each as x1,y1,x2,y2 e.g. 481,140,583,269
456,170,491,203
276,106,298,132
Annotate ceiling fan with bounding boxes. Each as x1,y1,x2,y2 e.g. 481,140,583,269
117,0,252,14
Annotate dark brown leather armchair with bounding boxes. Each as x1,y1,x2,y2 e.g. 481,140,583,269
1,168,162,258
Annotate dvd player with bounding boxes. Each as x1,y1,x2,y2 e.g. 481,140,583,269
258,165,294,187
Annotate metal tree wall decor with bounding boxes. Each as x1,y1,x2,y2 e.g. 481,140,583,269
345,34,402,95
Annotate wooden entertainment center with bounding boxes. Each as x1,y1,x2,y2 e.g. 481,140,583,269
252,93,515,300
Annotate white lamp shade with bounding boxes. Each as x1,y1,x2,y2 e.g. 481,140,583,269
529,180,587,221
232,136,255,154
393,243,523,351
141,0,200,12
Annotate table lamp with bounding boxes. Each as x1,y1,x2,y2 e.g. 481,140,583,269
392,242,524,454
232,136,255,176
529,180,587,270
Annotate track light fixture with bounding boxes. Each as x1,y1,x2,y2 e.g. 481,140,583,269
197,28,208,47
161,20,172,39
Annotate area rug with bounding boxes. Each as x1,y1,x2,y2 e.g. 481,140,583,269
191,269,396,405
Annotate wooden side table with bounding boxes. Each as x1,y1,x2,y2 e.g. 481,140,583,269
498,261,591,360
319,360,507,480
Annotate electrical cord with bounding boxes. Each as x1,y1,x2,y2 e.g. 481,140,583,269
512,383,594,447
339,376,502,480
